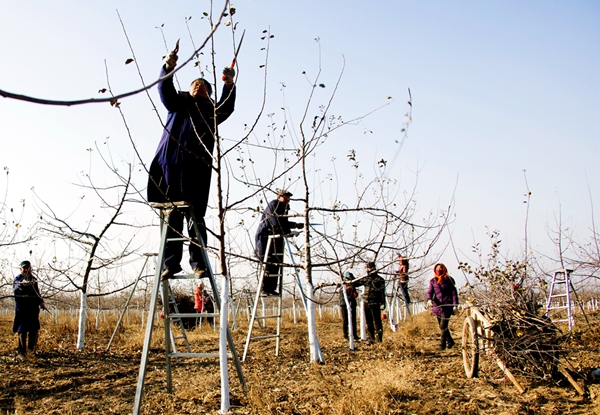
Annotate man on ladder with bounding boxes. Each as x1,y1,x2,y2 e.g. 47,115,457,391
146,39,237,279
133,40,244,415
254,189,303,296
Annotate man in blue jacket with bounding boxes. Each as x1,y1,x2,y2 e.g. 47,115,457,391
13,260,46,359
254,190,303,296
147,45,236,279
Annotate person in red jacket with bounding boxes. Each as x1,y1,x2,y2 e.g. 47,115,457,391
427,263,459,350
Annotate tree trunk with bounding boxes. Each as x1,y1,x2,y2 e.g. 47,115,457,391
218,275,230,414
304,280,324,363
76,290,87,349
342,286,356,350
359,291,366,340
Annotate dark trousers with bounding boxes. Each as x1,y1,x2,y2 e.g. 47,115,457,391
437,315,454,349
17,331,39,355
256,233,284,292
399,282,411,304
364,303,383,342
164,209,207,272
341,303,357,340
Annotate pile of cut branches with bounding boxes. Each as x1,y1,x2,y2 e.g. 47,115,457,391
459,231,565,381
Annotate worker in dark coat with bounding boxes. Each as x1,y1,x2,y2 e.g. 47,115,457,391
354,261,386,343
254,189,302,296
427,262,459,350
147,43,236,279
339,271,358,340
13,260,46,358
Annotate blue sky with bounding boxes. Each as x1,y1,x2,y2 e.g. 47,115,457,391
0,0,599,282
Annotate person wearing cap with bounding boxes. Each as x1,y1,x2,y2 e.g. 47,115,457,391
354,261,386,343
254,189,303,296
147,42,237,280
13,260,47,359
338,271,358,340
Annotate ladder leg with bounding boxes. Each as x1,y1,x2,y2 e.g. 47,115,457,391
162,275,173,393
133,220,169,414
243,266,268,361
275,289,283,356
243,237,272,361
188,208,246,388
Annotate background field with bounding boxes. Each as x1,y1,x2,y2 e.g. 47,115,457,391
1,306,600,414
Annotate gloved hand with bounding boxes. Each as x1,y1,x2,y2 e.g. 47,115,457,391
40,303,47,311
426,299,433,309
163,50,178,69
380,303,386,311
223,66,235,85
294,222,303,229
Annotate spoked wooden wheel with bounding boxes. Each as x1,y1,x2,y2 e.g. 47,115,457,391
462,316,479,378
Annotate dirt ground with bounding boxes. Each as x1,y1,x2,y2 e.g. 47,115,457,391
1,309,600,414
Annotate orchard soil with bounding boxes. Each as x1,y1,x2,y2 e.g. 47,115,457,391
2,309,600,414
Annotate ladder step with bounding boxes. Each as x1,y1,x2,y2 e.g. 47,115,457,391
170,274,202,280
250,334,279,341
170,352,233,359
169,313,219,318
166,237,200,243
255,315,281,320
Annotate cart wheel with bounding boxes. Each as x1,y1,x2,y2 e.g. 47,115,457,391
462,316,479,378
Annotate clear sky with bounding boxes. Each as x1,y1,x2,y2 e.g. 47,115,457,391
0,0,599,284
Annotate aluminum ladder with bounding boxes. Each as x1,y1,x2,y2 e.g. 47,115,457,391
242,234,323,362
160,280,191,353
133,202,245,414
545,269,588,331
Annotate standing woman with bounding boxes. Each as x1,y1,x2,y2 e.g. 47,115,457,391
427,263,459,350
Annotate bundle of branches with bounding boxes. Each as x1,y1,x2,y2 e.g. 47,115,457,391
460,232,565,381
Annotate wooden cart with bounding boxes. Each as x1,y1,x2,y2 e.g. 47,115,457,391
461,305,584,395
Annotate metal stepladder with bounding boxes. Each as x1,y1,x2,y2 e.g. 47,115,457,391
545,269,589,331
388,278,412,332
133,202,245,414
242,233,323,362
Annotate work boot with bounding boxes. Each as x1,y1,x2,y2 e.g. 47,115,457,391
194,268,207,279
161,269,174,280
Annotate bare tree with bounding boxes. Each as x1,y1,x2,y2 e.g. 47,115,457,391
35,143,144,349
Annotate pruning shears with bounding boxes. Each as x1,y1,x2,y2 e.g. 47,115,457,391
222,30,245,81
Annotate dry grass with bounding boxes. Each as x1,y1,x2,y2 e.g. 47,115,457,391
1,308,600,414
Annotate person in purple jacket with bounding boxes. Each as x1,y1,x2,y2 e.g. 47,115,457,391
427,263,459,350
147,44,236,279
